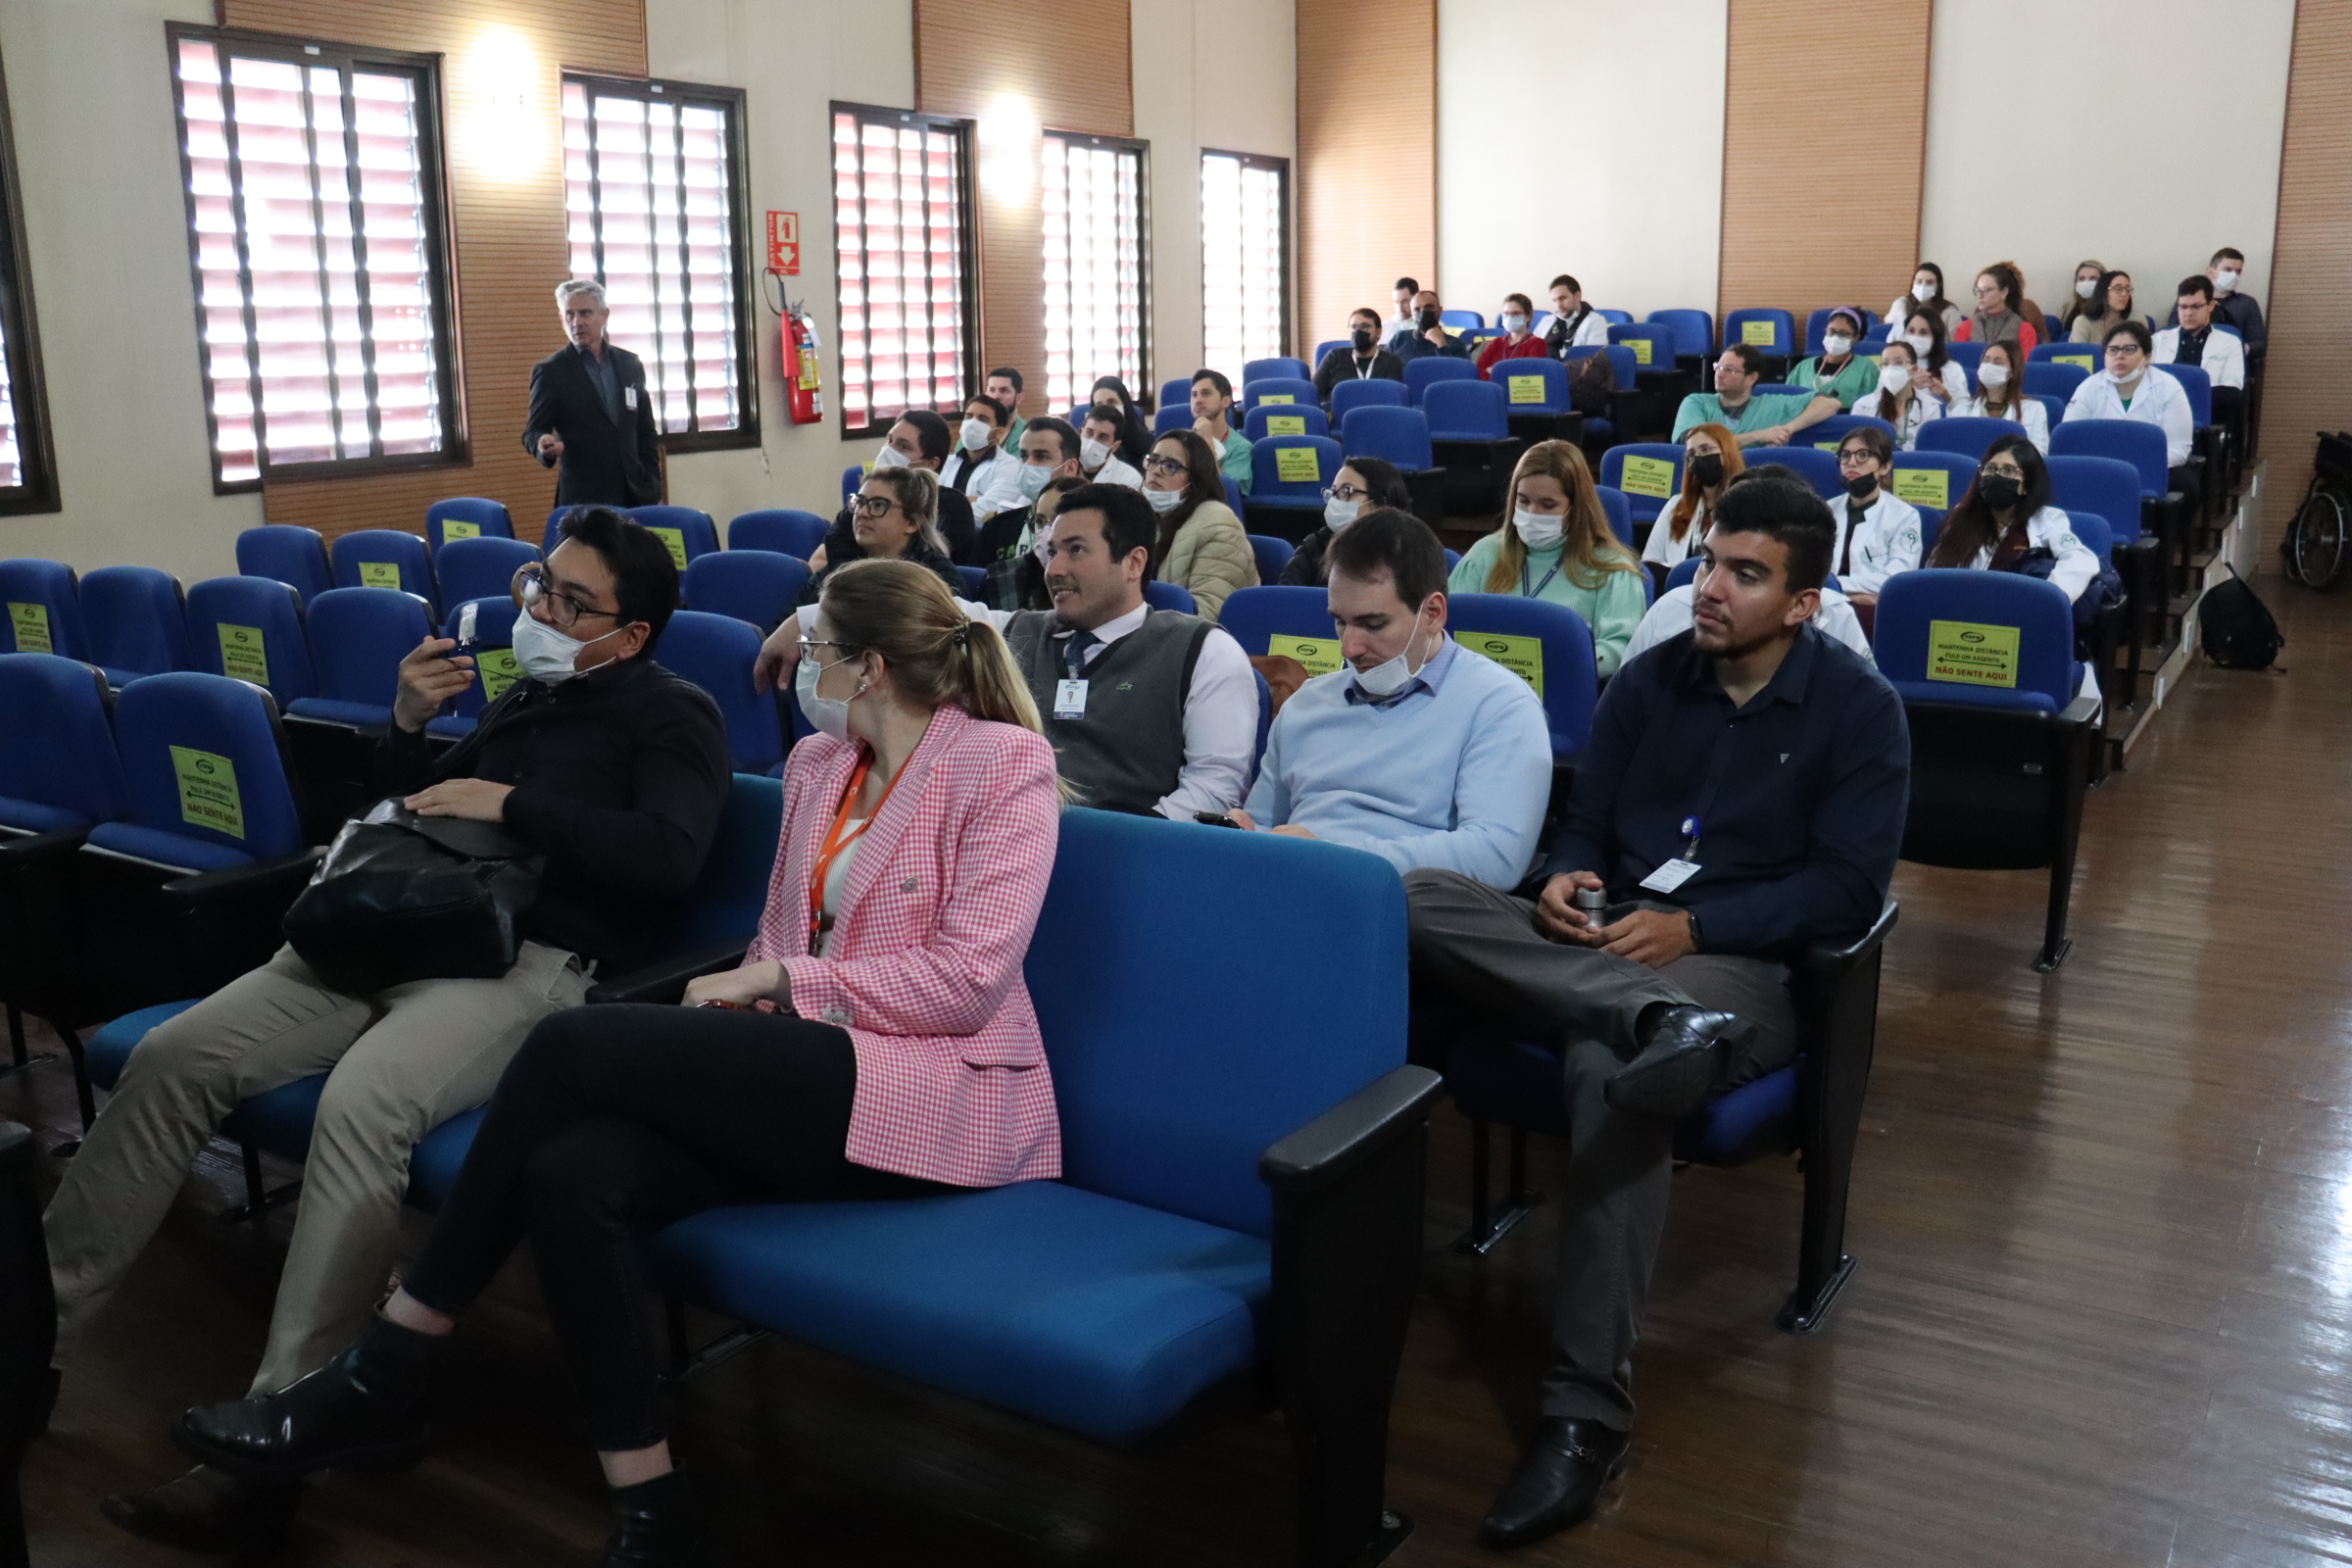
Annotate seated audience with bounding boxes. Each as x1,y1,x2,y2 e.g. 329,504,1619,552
1993,260,2047,337
174,559,1060,1567
1284,457,1412,586
1789,308,1879,409
1404,474,1907,1550
1449,440,1648,677
1078,405,1145,488
1142,429,1257,621
2172,246,2266,371
1189,369,1255,498
1888,262,1961,336
797,467,963,608
2153,275,2247,390
58,510,731,1551
1231,508,1550,887
1316,307,1407,404
1856,340,1944,451
1926,435,2098,604
1476,293,1550,376
1961,340,2049,453
943,393,1010,502
2062,320,2194,491
1828,426,1923,613
1545,274,1612,355
827,409,978,564
1084,375,1154,467
1626,560,1873,662
971,416,1086,565
986,365,1029,451
1644,423,1743,574
2068,270,2141,343
1897,307,1972,409
1386,275,1421,340
2058,259,2107,339
1391,288,1469,362
1671,343,1839,445
1952,264,2039,353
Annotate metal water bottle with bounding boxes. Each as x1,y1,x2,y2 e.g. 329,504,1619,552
1574,885,1608,931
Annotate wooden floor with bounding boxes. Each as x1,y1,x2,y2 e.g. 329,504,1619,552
12,564,2351,1568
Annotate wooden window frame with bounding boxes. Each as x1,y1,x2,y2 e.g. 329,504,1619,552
1041,129,1151,411
0,40,58,514
1199,148,1293,377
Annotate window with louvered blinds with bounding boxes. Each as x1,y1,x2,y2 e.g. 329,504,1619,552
1200,151,1290,391
1042,132,1146,409
831,104,977,439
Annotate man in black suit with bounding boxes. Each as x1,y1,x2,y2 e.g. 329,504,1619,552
523,280,662,507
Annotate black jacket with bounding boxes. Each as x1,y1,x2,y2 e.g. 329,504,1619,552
375,655,731,972
1313,347,1406,405
823,486,978,565
794,537,964,610
523,342,663,508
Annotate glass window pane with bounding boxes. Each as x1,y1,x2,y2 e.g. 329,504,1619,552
833,108,973,437
1041,136,1145,411
1200,152,1288,394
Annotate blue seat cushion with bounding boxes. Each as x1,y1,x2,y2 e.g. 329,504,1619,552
84,1002,204,1091
286,698,393,728
84,821,254,872
646,1180,1271,1446
1673,1063,1798,1165
408,1106,484,1209
0,796,87,834
1888,679,2060,715
1442,1033,1799,1165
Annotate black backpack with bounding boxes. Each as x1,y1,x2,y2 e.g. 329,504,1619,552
2198,564,2283,670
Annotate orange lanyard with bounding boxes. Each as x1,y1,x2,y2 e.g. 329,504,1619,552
807,753,902,951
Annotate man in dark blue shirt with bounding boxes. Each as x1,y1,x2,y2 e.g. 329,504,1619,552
1404,475,1908,1548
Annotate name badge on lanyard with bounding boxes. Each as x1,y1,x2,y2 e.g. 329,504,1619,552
624,385,639,411
1054,678,1089,719
1639,814,1702,894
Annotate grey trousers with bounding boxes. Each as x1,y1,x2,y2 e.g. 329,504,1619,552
45,942,589,1395
1402,868,1796,1430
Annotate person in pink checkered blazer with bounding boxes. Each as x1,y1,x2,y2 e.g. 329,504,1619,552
172,560,1062,1568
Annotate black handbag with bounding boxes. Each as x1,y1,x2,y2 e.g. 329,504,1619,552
283,799,544,996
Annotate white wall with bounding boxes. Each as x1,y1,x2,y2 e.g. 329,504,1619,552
0,0,266,581
1132,0,1298,395
1436,0,1727,323
1920,0,2292,327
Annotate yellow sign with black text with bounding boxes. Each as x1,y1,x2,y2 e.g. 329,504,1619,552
1267,634,1345,676
1275,446,1322,484
478,647,522,703
217,623,270,687
170,746,246,839
1926,619,2020,688
1891,467,1949,509
441,520,480,542
1459,631,1544,697
1741,320,1776,346
650,527,689,569
1263,413,1307,437
358,562,402,589
1619,456,1676,500
1507,374,1547,406
8,602,52,654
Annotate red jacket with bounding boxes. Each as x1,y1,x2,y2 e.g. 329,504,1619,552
748,704,1062,1188
1476,334,1550,377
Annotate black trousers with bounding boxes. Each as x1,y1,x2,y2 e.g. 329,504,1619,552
401,1005,940,1451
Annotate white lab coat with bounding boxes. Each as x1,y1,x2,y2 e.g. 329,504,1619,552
2062,368,2194,467
1958,392,2051,455
1641,502,1710,568
1962,506,2098,603
942,447,1004,501
2150,326,2246,391
1085,453,1145,489
1852,378,1947,450
1626,584,1873,662
1829,490,1923,596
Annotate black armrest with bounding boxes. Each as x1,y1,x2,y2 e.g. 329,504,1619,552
2059,692,2103,728
586,939,752,1006
158,848,324,909
0,827,88,866
1260,1064,1442,1196
1796,901,1898,974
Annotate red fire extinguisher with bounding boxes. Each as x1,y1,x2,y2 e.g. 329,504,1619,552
783,304,824,424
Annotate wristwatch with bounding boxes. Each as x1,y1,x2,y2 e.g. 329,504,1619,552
1685,908,1703,952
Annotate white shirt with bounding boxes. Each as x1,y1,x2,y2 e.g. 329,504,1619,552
1963,506,2099,603
1641,504,1709,568
1853,379,1946,450
2062,368,2194,467
1084,453,1145,489
1551,309,1611,349
1958,392,2051,455
969,455,1046,522
941,448,1004,502
2150,326,2246,391
1626,585,1872,662
1828,489,1923,596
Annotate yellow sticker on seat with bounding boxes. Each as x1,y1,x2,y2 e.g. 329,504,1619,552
358,562,401,589
441,520,480,542
1507,374,1547,406
1741,320,1776,345
650,527,689,569
2055,354,2094,372
1259,393,1296,405
1267,634,1345,675
1890,467,1949,509
1264,413,1307,436
478,647,521,702
1459,631,1544,697
1619,456,1676,499
1626,337,1653,366
217,623,270,687
8,601,52,654
1275,446,1322,484
170,745,245,839
1816,441,1840,451
1927,619,2021,688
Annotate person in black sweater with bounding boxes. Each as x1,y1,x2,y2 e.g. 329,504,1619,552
795,466,963,610
49,507,730,1553
1282,456,1411,585
1313,307,1407,406
820,410,979,564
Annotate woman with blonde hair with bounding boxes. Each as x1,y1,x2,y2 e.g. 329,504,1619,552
1447,439,1647,676
174,559,1062,1565
2059,259,2107,336
796,464,964,607
1642,421,1745,576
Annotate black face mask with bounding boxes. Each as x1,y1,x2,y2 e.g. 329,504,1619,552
1351,327,1376,353
1690,454,1726,489
1979,473,2024,512
1841,470,1878,499
1418,307,1442,331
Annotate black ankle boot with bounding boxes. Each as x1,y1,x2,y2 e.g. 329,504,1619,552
606,1468,715,1567
102,1463,302,1551
172,1313,444,1481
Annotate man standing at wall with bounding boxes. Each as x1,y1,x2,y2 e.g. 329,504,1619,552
522,280,663,509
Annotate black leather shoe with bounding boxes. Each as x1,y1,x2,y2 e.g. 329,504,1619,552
605,1469,714,1567
1478,1417,1628,1547
101,1463,301,1552
172,1315,441,1481
1603,1006,1756,1119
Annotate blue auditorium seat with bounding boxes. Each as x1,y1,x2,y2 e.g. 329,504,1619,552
1446,594,1599,760
287,587,432,730
433,536,540,609
1804,415,1898,453
684,551,810,632
0,558,80,659
427,598,520,741
1721,308,1795,367
2031,341,2101,374
0,654,126,837
1886,451,1979,517
1751,443,1842,501
78,565,189,686
1215,586,1344,672
1339,406,1435,472
1242,356,1310,386
234,525,332,608
2047,454,2159,686
1240,376,1318,414
1401,358,1476,405
1593,484,1634,548
1596,443,1686,526
2023,361,2088,406
1244,403,1330,443
624,506,720,568
1488,356,1577,443
658,610,783,774
1438,310,1483,331
1646,309,1715,364
728,509,832,560
1142,579,1197,614
1607,320,1678,379
1916,416,2026,464
1942,340,1985,391
1248,534,1296,585
1329,379,1405,422
186,576,315,710
329,529,436,615
1152,403,1191,436
423,497,514,553
91,672,307,873
1244,435,1341,544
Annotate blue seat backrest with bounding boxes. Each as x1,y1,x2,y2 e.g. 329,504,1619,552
1340,406,1435,471
684,551,811,633
1874,569,2076,714
1311,341,1349,372
1403,358,1477,404
0,558,82,659
1422,379,1509,440
424,497,514,553
1223,476,1245,514
659,611,780,774
1664,556,1702,594
1750,443,1842,500
1243,356,1309,386
1916,506,1943,555
1804,308,1879,357
1916,416,2025,463
1447,594,1600,757
0,653,128,831
839,466,861,507
1249,533,1296,584
2161,363,2214,425
2050,418,2168,495
1243,402,1331,443
1647,309,1714,358
2044,456,2145,545
1805,414,1897,453
2066,509,2115,565
624,506,720,568
1593,484,1634,547
80,565,189,679
1142,579,1197,614
1152,403,1191,436
2043,314,2065,344
956,564,986,595
1861,324,1891,349
111,671,307,858
2024,362,2088,403
433,536,541,609
330,529,436,612
1439,310,1484,330
234,525,332,608
1596,443,1685,523
1490,357,1567,414
441,598,521,722
2031,341,2101,376
1242,377,1318,414
1564,343,1638,394
1886,451,1978,515
1023,807,1407,1238
186,576,316,708
1249,435,1340,505
1723,309,1794,356
1330,378,1406,420
1216,585,1334,658
729,509,832,560
656,771,784,956
1942,340,1985,391
1607,321,1675,371
1157,377,1191,416
305,588,432,707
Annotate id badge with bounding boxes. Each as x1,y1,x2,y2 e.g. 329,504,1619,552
1054,678,1088,719
624,385,639,411
1639,858,1700,895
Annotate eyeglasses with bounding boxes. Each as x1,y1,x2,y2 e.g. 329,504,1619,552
852,494,903,518
512,564,622,633
1324,483,1370,502
1142,455,1188,478
1837,449,1879,468
1973,283,2003,298
2104,343,2144,357
1980,463,2027,480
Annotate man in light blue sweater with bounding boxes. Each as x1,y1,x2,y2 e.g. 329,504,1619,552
1229,509,1552,887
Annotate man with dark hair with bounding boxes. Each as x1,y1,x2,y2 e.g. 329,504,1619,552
1390,288,1469,363
1386,276,1422,338
1546,274,1610,353
51,506,731,1550
2155,274,2248,466
1404,475,1907,1548
828,409,978,564
1078,406,1146,488
1672,342,1839,444
986,366,1028,450
973,416,1086,560
1315,306,1407,404
524,279,663,507
1229,508,1550,884
943,393,1012,501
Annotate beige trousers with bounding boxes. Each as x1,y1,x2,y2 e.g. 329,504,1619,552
44,941,589,1395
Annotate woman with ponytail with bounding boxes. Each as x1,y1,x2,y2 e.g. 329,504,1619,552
173,557,1063,1568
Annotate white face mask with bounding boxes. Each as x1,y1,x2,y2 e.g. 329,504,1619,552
1512,508,1564,551
1824,332,1854,356
2076,278,2097,299
1080,436,1110,471
2215,269,2240,294
873,440,911,470
1144,486,1183,514
960,417,994,451
511,611,617,685
795,652,864,742
1015,462,1056,501
1913,282,1936,303
1501,313,1529,334
1351,619,1433,698
1905,332,1934,356
2112,365,2144,392
1977,362,2011,390
1879,365,1912,394
1325,496,1361,531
